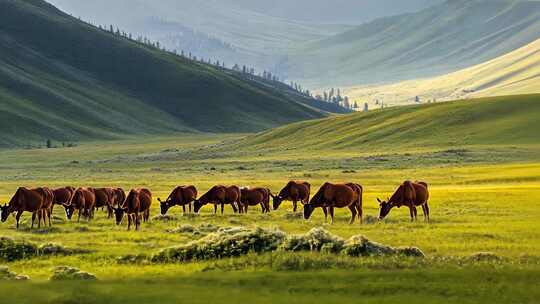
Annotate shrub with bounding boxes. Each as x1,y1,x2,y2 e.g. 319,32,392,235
466,252,501,263
0,237,38,261
116,254,149,265
342,236,425,258
0,266,30,281
49,266,97,281
395,246,425,257
280,228,344,253
152,215,178,222
152,226,285,262
38,243,90,256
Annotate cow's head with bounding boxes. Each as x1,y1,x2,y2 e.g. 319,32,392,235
193,200,204,213
0,204,10,222
377,198,393,220
157,198,170,215
303,204,316,220
113,207,126,225
271,194,283,210
62,203,75,220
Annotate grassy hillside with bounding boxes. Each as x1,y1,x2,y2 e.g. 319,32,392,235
346,38,540,106
0,0,338,147
288,0,540,87
235,94,540,152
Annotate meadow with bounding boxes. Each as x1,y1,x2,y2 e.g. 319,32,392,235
0,130,539,303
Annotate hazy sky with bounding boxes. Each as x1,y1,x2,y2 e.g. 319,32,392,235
47,0,443,25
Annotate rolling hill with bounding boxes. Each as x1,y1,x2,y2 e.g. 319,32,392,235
234,94,540,152
287,0,540,87
345,38,540,106
0,0,344,147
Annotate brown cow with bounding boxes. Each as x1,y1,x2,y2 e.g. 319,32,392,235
193,185,240,214
52,186,75,214
113,188,152,230
158,185,197,215
239,187,271,214
271,181,311,212
0,187,51,229
94,188,116,217
63,187,96,222
304,183,363,224
378,181,430,222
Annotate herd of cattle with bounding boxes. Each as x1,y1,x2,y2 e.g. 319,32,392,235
0,181,430,230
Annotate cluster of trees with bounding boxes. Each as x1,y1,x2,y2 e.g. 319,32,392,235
313,88,358,110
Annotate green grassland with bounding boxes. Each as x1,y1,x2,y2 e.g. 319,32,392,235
0,95,539,303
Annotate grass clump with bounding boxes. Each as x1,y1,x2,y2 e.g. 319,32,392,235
38,243,90,256
280,228,344,253
152,226,286,262
342,235,425,258
465,252,502,263
0,237,38,261
152,215,178,222
49,266,97,281
116,254,149,265
0,266,29,281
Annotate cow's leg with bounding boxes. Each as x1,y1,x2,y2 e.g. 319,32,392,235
221,203,225,215
413,207,418,221
31,212,36,229
77,208,82,222
409,206,415,222
135,212,140,230
348,205,357,224
322,207,328,222
231,202,238,213
15,211,23,230
127,214,131,230
329,206,335,225
213,204,217,214
357,203,363,224
188,202,192,214
424,203,430,222
182,205,186,214
48,209,52,226
293,200,297,212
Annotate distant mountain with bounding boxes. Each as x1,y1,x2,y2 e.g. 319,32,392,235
0,0,344,147
287,0,540,87
346,38,540,106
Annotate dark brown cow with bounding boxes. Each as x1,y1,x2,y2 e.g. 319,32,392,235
63,187,96,222
107,188,126,218
378,181,430,222
193,185,240,214
239,187,271,214
304,183,363,224
113,188,152,230
52,186,75,214
271,181,311,212
0,187,51,229
158,185,197,215
94,188,116,217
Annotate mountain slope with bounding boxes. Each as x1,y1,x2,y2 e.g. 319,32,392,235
235,94,540,152
288,0,540,87
0,0,338,147
346,38,540,106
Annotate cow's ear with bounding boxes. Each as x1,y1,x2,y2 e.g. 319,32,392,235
377,198,382,203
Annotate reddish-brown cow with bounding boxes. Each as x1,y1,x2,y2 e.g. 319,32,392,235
304,183,363,224
113,188,152,230
271,181,311,212
1,187,51,229
378,181,430,222
63,187,96,222
193,186,240,214
158,185,197,215
239,187,271,214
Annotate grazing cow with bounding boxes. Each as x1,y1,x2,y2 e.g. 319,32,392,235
378,181,430,222
158,185,197,215
0,187,51,229
109,188,126,218
63,187,96,222
94,188,116,217
193,185,240,214
52,186,76,214
271,181,311,212
239,187,271,214
113,188,152,230
304,182,363,224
